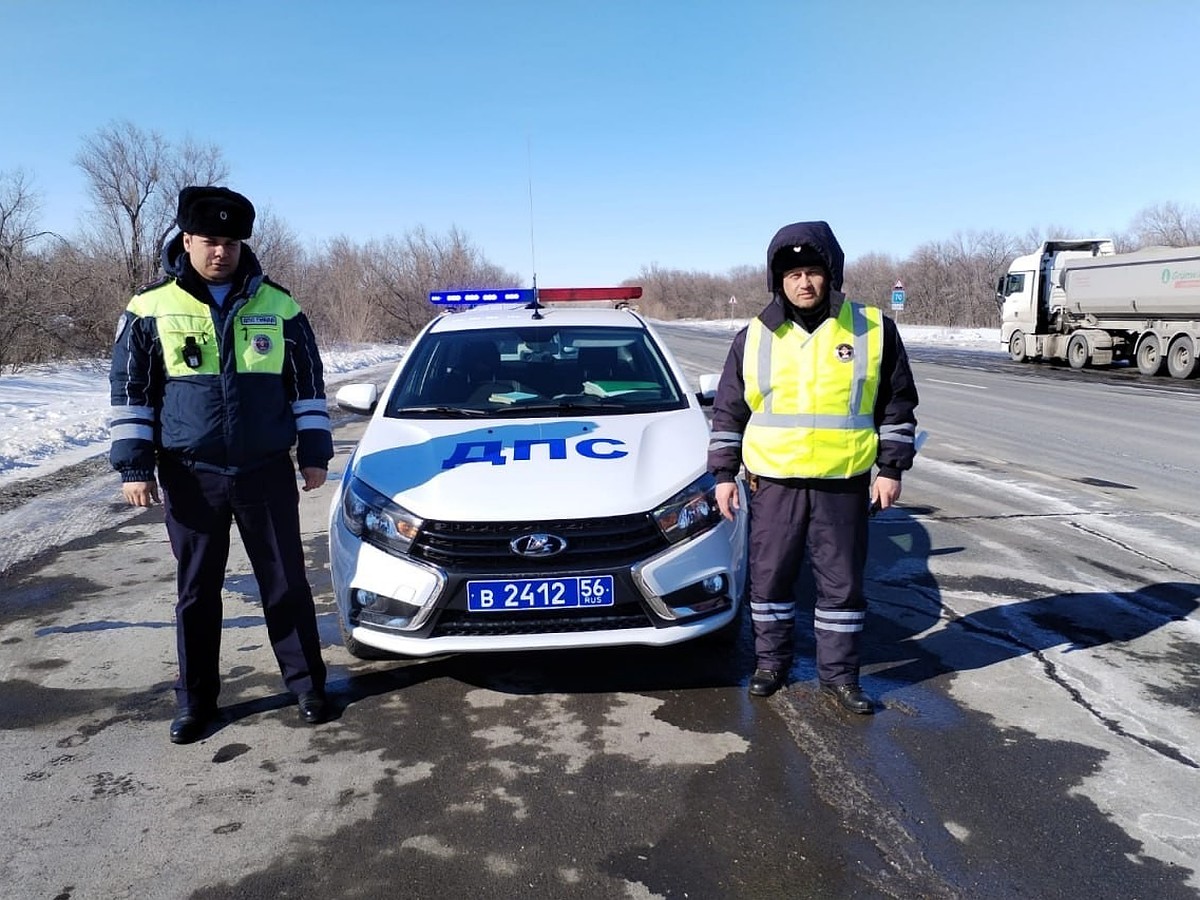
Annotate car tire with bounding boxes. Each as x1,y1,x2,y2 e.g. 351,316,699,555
702,602,745,648
340,616,396,660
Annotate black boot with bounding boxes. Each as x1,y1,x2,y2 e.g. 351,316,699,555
820,683,873,714
169,706,217,744
748,668,785,697
297,691,328,725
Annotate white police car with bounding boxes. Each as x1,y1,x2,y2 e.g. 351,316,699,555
328,286,747,658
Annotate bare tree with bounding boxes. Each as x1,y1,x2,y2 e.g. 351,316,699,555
23,144,1200,369
74,121,228,293
1128,202,1200,248
631,263,675,319
359,227,521,340
844,251,902,311
288,227,520,345
155,136,227,263
897,231,1020,328
727,264,766,309
0,169,55,273
301,236,378,344
0,169,63,369
251,207,305,289
1019,223,1095,251
634,263,759,321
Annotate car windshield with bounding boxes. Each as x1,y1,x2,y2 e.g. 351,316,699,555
384,324,688,418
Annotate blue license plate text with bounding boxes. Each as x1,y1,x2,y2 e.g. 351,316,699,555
467,575,615,612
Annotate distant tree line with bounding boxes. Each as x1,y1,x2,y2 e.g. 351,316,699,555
3,120,1199,370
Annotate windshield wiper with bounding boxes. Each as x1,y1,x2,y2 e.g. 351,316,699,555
489,399,630,414
390,406,490,417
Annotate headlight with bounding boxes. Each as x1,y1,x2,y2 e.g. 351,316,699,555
651,473,723,544
342,477,423,557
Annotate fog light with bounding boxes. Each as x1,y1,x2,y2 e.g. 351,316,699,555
661,575,730,613
353,589,420,630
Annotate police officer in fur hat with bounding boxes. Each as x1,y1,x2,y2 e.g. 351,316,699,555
707,220,919,713
109,186,333,743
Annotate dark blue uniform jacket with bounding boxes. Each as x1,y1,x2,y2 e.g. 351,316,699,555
109,236,333,482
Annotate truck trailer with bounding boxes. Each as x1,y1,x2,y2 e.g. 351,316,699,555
996,240,1200,378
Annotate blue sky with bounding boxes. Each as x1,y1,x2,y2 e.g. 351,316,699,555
3,0,1198,287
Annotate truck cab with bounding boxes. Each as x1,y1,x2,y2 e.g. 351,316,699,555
997,239,1115,361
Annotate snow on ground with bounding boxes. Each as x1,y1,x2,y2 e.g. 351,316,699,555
0,343,405,575
0,343,410,491
680,319,1000,351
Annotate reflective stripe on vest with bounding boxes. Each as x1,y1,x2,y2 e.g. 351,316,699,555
128,282,298,377
742,301,883,478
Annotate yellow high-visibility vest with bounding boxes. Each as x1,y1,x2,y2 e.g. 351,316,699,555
128,281,298,377
742,301,883,478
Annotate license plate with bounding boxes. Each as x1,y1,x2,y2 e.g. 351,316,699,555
466,575,614,612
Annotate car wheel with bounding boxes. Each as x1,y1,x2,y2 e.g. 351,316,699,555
340,616,396,660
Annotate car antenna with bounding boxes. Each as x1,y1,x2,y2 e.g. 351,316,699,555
526,136,545,320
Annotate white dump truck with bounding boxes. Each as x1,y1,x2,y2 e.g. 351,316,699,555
996,239,1200,378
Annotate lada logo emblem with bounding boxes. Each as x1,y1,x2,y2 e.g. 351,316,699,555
510,533,568,557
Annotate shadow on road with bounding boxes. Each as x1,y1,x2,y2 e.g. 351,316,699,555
854,506,1199,701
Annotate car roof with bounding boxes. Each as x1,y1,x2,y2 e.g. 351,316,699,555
425,304,648,334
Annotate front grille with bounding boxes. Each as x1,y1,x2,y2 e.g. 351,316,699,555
431,608,652,636
411,513,667,574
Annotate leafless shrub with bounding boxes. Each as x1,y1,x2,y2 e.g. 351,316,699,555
74,120,227,295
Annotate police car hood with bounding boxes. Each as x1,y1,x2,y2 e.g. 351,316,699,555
349,408,709,521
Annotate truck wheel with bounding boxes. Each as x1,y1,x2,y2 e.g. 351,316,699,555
1135,335,1165,376
1067,333,1089,369
1167,335,1198,379
1008,331,1027,363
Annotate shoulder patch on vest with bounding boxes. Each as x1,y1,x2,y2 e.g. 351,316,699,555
263,276,293,297
134,275,170,295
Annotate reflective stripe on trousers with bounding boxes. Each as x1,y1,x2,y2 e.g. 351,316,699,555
747,476,869,685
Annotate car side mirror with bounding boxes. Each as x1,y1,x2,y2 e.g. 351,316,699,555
335,383,378,415
696,373,720,407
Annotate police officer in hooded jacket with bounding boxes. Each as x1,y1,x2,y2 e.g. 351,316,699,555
109,186,334,743
708,220,919,713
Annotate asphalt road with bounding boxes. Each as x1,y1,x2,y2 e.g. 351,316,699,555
2,329,1199,899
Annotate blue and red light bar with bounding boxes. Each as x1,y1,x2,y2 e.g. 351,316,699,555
537,287,642,302
429,289,536,306
429,286,642,306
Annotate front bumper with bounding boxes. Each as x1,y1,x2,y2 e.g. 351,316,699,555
329,505,746,657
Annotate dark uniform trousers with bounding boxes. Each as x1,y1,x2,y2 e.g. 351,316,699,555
747,474,870,685
159,453,327,710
